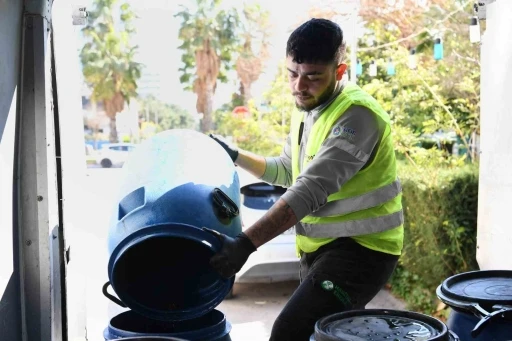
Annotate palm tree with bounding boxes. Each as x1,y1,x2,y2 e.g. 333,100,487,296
235,3,272,105
80,0,142,143
175,0,240,133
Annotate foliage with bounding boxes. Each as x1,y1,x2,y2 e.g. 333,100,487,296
235,3,272,104
175,0,240,132
390,163,480,314
312,0,480,162
214,61,293,156
80,0,142,142
356,17,480,155
138,96,195,132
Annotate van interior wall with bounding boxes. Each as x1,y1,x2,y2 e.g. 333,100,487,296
0,0,24,339
477,0,512,270
0,0,67,340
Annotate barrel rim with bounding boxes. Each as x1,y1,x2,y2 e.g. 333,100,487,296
108,337,189,341
107,223,233,322
313,309,449,341
104,308,231,340
439,270,512,307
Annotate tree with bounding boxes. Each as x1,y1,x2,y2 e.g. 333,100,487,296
235,3,272,105
175,0,240,133
139,96,195,131
309,0,479,163
80,0,142,143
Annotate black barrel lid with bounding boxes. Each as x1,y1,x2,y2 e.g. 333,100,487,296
312,309,450,341
440,270,512,308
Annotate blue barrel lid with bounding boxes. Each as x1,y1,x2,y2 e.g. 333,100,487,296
439,270,512,308
311,309,451,341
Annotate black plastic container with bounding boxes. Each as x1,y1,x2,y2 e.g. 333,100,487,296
310,309,459,341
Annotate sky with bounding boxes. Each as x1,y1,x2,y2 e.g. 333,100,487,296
72,0,361,113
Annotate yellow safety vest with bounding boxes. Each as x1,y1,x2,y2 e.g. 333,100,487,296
291,83,404,255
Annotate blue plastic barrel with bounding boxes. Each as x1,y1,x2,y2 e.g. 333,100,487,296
104,309,231,341
105,129,242,322
110,337,187,341
446,310,512,341
437,270,512,341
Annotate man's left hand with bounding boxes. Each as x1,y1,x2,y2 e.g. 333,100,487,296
202,228,257,279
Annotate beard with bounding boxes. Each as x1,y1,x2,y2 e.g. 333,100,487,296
294,79,337,112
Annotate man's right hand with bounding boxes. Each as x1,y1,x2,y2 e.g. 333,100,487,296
202,227,256,279
209,134,239,162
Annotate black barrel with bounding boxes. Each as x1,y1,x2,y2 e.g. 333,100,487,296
437,270,512,340
310,309,459,341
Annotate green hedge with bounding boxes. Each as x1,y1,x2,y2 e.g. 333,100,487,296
390,164,479,315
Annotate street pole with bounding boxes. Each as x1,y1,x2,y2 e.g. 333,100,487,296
350,1,360,83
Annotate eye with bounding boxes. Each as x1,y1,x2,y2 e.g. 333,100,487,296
288,73,298,79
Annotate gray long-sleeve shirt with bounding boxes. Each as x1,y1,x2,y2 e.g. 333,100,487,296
259,83,386,222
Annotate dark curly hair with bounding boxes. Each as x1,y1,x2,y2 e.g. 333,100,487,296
286,18,346,65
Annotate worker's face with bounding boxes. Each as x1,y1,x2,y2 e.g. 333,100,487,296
286,56,347,111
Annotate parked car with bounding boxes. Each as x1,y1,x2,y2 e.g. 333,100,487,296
234,168,300,284
96,143,137,168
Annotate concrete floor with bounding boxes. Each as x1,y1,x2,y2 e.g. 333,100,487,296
220,281,406,340
68,168,406,341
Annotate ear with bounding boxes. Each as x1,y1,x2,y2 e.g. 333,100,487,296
336,64,348,81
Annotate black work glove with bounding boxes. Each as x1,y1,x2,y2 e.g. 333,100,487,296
209,134,239,162
202,227,256,279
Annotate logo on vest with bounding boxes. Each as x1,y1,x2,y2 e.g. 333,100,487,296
332,125,356,141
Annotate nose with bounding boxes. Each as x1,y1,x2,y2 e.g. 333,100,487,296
295,76,308,93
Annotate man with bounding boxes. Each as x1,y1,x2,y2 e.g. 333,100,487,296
205,18,404,340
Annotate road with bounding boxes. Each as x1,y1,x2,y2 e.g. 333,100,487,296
69,168,405,341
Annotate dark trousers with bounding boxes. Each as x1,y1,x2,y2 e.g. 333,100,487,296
269,237,399,341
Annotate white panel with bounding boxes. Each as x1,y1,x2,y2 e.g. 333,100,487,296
477,0,512,270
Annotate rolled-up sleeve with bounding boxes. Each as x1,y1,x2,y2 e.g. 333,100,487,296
280,105,385,221
259,134,294,188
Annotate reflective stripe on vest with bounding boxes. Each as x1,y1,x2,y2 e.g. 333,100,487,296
295,210,404,238
309,179,402,217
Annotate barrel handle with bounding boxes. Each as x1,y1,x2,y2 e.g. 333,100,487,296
449,330,460,341
102,281,127,308
471,305,512,338
212,188,239,219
